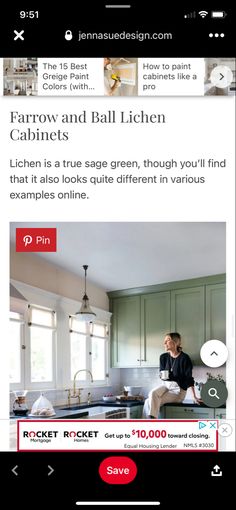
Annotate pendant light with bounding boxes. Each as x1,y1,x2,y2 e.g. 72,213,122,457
76,265,96,322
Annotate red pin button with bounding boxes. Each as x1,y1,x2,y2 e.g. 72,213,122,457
99,456,137,484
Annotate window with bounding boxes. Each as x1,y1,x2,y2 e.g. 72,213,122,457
70,323,87,379
70,317,109,385
10,293,110,391
10,305,56,390
28,305,56,387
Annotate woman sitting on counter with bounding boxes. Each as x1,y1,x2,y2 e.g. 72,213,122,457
143,332,202,419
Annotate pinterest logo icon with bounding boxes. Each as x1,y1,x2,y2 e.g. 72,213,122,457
23,235,33,247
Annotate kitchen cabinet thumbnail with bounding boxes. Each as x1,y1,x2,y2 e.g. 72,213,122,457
109,274,226,368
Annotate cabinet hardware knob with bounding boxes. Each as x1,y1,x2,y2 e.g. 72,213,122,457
137,359,140,361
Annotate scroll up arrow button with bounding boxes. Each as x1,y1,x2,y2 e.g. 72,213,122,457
200,340,228,367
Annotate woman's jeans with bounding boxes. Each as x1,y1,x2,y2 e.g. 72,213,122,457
143,382,186,418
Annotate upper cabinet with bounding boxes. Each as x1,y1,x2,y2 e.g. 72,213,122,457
141,292,171,366
206,283,226,342
109,275,226,368
112,296,140,367
171,287,204,363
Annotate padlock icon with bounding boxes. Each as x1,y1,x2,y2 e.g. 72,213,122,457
65,30,73,41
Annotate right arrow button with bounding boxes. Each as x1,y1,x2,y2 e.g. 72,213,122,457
48,465,54,477
210,65,233,88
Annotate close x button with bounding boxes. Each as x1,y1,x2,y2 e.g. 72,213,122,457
99,456,137,484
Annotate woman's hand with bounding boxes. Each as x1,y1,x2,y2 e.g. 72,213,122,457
190,386,203,405
194,397,204,405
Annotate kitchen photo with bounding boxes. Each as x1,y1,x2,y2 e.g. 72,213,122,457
10,222,226,448
3,58,38,96
204,57,235,96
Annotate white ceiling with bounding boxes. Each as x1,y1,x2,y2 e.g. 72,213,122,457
10,222,226,292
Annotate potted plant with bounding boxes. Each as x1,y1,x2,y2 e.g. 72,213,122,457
206,372,226,384
194,372,225,398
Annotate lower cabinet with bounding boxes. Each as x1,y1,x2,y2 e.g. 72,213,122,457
164,405,215,419
126,405,144,419
214,409,226,420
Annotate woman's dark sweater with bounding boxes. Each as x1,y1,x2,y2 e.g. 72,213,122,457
160,351,194,390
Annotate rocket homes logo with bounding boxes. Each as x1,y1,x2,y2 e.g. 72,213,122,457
16,228,57,252
63,430,99,443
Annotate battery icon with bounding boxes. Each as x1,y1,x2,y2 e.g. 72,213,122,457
211,11,227,18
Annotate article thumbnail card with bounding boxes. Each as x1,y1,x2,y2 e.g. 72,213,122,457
3,57,235,96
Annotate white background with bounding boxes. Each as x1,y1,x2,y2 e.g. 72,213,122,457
0,61,235,451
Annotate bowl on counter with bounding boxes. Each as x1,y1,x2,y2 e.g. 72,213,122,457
124,386,142,396
103,396,117,402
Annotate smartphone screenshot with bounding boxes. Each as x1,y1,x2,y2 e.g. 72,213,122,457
0,3,235,507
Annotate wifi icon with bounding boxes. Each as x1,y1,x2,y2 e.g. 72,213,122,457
199,10,208,18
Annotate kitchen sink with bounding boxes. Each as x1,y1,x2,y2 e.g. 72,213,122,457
60,404,126,419
60,405,117,414
60,405,86,411
60,403,98,411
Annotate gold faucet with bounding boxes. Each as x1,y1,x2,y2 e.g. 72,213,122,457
67,369,93,405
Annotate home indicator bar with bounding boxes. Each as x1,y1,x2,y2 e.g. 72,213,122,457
76,503,161,507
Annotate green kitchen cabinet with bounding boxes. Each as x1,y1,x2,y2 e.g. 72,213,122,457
164,405,214,419
141,292,171,366
206,284,226,342
112,296,141,367
214,409,226,420
171,287,205,362
109,275,226,368
127,405,144,419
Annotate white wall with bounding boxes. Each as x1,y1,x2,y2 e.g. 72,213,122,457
119,366,226,402
10,248,109,310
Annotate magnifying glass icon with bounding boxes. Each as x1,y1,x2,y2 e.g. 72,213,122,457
208,388,220,400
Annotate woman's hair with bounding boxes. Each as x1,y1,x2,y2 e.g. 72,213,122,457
166,332,182,352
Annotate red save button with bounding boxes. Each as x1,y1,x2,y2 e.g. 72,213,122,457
99,456,137,484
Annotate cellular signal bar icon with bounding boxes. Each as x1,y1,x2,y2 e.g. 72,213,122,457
199,11,208,18
184,12,196,18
